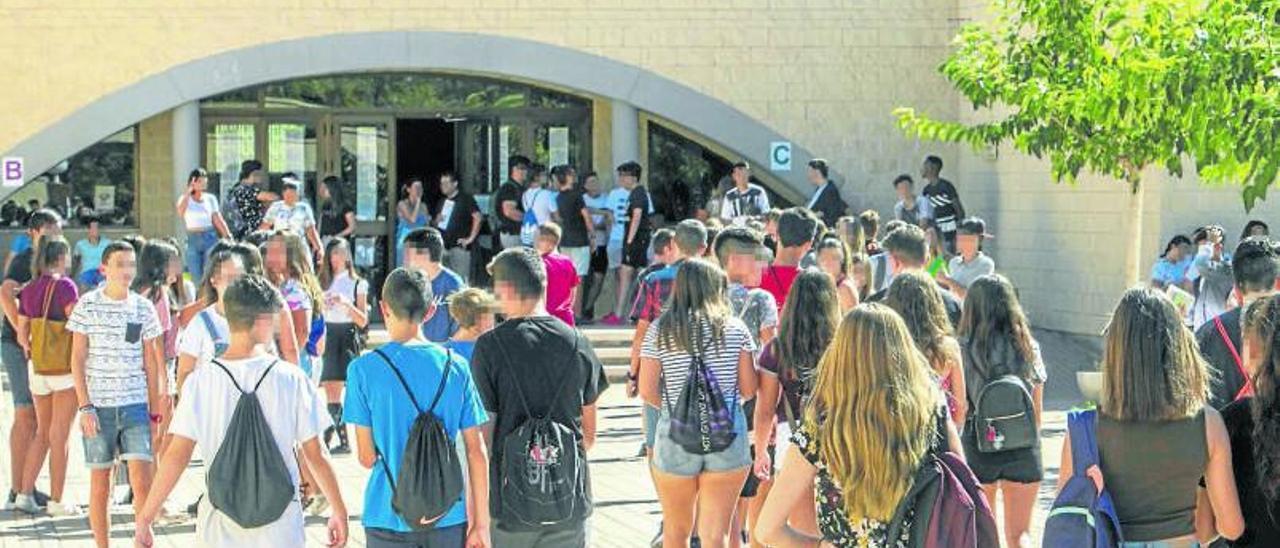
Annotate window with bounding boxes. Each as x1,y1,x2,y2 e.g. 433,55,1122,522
2,127,138,228
647,122,787,223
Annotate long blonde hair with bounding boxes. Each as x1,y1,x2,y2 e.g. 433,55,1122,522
806,303,939,522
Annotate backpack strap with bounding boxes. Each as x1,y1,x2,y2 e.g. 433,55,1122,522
371,347,423,414
199,309,225,347
1066,409,1100,476
368,346,455,500
211,359,279,395
494,332,578,421
1214,315,1254,400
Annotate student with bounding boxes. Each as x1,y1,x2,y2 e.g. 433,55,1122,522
175,168,230,282
1210,294,1280,545
553,165,594,318
858,210,882,256
1188,225,1234,330
534,223,581,327
598,171,633,325
1058,287,1244,546
756,304,963,547
639,258,758,548
470,247,608,547
0,208,61,510
226,160,277,240
604,161,652,326
72,216,111,290
940,217,996,300
494,155,532,250
262,178,323,260
402,227,464,343
265,230,325,382
133,275,348,547
344,268,490,548
523,164,558,229
866,224,963,326
12,237,79,515
848,252,875,302
317,176,356,240
920,155,965,254
884,271,967,425
805,159,847,226
759,208,817,312
67,241,166,548
628,221,707,398
318,237,369,454
175,250,244,394
923,221,950,279
720,162,771,225
1198,238,1280,409
395,178,430,267
434,171,482,282
893,173,933,226
131,241,182,454
444,287,497,362
957,274,1045,548
1152,234,1195,291
580,172,613,323
813,236,860,313
1242,219,1270,240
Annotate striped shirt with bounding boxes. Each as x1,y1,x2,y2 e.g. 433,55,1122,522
66,289,163,407
641,316,756,410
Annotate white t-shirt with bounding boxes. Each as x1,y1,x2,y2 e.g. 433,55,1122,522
170,355,330,546
180,193,221,231
640,316,756,409
66,289,164,408
522,188,558,225
177,308,230,368
322,272,367,324
584,192,610,246
605,188,631,245
262,201,316,234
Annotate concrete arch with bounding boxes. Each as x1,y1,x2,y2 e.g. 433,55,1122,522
3,30,821,201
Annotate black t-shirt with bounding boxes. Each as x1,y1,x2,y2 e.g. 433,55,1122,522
469,316,609,527
626,186,652,236
439,192,480,248
3,248,33,342
1221,398,1280,546
866,279,962,328
922,178,962,227
494,181,524,235
1196,308,1248,410
318,201,353,238
556,189,590,248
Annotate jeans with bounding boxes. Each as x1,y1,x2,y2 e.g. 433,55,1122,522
82,403,153,469
365,524,466,547
1,340,31,407
493,522,586,548
186,229,219,283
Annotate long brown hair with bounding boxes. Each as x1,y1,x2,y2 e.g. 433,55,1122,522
1100,287,1208,421
656,258,730,355
319,237,359,290
1246,295,1280,504
776,270,840,386
957,274,1037,381
883,270,957,374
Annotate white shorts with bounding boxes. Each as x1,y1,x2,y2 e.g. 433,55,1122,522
29,373,74,397
775,421,793,470
607,242,624,270
563,246,591,277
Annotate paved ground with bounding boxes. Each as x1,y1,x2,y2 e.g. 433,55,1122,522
0,327,1098,547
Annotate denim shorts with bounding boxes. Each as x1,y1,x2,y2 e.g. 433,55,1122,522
652,406,751,476
2,340,32,407
82,403,153,469
643,404,661,449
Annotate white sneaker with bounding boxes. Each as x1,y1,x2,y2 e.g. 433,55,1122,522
46,500,83,517
12,493,40,515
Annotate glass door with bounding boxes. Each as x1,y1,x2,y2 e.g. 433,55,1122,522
203,120,257,201
320,116,394,319
264,119,318,199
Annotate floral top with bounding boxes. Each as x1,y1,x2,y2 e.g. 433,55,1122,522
793,402,948,547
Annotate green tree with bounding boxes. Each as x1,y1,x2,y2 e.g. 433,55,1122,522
894,0,1280,285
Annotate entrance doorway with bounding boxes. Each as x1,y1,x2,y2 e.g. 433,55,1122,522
396,118,455,212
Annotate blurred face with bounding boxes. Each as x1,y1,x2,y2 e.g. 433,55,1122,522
33,222,62,248
409,181,423,200
533,172,548,188
535,238,555,256
559,170,577,190
921,161,933,178
1251,225,1269,237
87,221,100,239
726,251,765,287
584,175,601,195
764,219,779,239
807,166,825,186
166,255,182,284
213,257,246,296
283,186,299,204
511,165,528,184
957,233,980,257
440,176,458,196
617,173,636,190
103,249,137,288
895,180,912,199
817,246,845,279
191,176,208,192
732,167,749,187
265,238,288,275
328,245,350,273
403,247,431,272
250,169,266,185
318,183,331,201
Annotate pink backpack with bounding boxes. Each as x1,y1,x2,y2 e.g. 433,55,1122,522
886,451,1000,548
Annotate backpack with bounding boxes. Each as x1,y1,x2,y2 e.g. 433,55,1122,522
1042,409,1123,548
1213,315,1255,401
663,342,738,455
519,190,543,246
198,309,229,358
206,360,295,529
222,183,248,238
972,374,1038,453
370,348,465,530
495,342,591,528
886,451,999,548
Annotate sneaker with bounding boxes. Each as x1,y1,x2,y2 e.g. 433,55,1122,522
186,494,203,517
649,522,663,548
600,314,623,326
47,500,83,517
331,442,351,455
305,494,329,516
12,493,40,515
2,489,14,510
31,490,49,507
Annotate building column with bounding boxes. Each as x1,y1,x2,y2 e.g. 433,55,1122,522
171,102,200,238
611,100,639,176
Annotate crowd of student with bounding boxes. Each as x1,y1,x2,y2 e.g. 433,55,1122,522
0,147,1276,548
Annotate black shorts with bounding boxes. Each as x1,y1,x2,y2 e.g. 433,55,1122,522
590,246,609,274
741,443,775,498
321,323,360,382
623,231,650,268
960,423,1043,484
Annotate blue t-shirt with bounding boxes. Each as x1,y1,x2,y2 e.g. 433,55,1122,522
342,341,488,532
442,340,477,362
75,238,111,276
9,234,30,255
1151,256,1193,286
421,267,464,342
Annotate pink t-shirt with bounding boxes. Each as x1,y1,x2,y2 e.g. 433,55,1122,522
542,252,581,326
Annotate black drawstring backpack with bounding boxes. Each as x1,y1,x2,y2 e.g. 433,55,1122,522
206,360,295,529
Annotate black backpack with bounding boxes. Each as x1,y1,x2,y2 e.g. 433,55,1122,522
663,347,738,455
495,342,591,528
370,348,465,530
972,374,1038,453
206,360,295,529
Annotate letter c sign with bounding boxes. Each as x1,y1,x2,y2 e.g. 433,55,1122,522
769,142,791,172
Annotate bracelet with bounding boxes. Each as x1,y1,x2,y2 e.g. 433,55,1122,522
78,405,95,414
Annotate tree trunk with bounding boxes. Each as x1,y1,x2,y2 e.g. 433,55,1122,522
1123,173,1143,288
